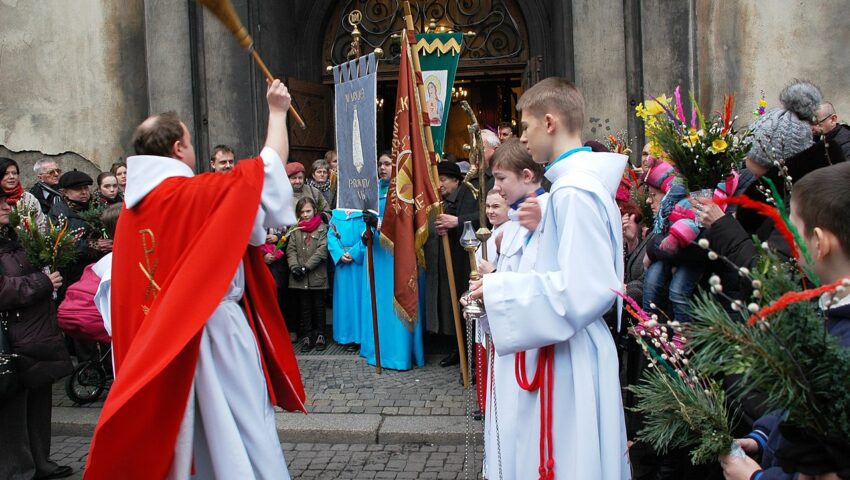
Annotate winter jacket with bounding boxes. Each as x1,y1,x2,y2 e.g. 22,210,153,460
286,224,329,290
0,233,72,388
49,199,104,299
28,182,61,215
747,302,850,479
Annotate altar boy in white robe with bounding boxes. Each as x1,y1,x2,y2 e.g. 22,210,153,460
477,138,549,480
470,77,630,480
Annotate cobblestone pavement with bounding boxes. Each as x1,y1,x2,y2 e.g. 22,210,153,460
51,437,485,480
54,344,469,417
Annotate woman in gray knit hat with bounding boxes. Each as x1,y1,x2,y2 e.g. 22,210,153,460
698,79,822,295
744,79,822,178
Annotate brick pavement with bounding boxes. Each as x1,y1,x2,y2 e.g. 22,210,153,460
51,338,487,478
50,437,485,479
54,347,470,417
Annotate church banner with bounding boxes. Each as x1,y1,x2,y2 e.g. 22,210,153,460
415,32,463,157
333,53,379,212
381,30,440,323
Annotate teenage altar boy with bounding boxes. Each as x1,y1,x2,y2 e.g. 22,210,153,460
470,77,630,479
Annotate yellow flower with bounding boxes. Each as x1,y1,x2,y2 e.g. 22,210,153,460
635,102,649,120
648,141,664,158
758,98,767,108
709,138,728,154
683,129,700,147
645,99,666,116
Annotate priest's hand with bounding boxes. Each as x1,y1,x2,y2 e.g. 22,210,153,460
469,279,483,302
435,214,458,233
340,253,353,264
718,453,761,480
518,193,541,231
266,79,292,115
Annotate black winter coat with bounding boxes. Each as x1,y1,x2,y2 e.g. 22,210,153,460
0,233,72,389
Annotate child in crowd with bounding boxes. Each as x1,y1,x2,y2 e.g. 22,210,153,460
476,139,547,479
482,188,509,263
261,228,289,336
287,197,329,352
720,162,850,480
471,77,629,479
642,156,740,323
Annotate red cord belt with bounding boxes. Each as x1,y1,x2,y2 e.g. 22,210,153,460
515,345,555,479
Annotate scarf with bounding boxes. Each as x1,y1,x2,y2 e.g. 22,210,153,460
65,196,90,212
3,183,23,205
298,215,323,234
308,178,331,193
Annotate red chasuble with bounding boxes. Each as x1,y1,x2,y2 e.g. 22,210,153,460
84,157,305,480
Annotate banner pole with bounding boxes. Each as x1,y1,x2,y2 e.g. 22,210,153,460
365,227,382,374
403,1,468,389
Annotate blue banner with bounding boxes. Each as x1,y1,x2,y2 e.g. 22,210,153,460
333,53,379,212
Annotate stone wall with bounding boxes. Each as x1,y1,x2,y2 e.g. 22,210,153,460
694,0,850,125
0,0,147,181
1,0,847,181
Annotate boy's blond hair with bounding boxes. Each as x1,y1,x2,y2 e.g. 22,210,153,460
516,77,584,133
490,138,545,183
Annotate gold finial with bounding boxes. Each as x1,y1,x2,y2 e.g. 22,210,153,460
348,10,362,27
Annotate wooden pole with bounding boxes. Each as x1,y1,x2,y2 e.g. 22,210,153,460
195,0,306,129
364,227,382,374
402,2,468,388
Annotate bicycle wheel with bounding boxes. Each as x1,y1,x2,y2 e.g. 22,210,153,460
65,361,106,404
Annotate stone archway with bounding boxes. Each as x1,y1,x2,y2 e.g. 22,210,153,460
292,0,563,83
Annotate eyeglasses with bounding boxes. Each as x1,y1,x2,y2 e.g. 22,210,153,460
815,114,836,125
43,168,62,175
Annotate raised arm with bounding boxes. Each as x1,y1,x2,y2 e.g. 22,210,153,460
264,79,292,163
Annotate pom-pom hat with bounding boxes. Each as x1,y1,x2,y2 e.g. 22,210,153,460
747,80,822,168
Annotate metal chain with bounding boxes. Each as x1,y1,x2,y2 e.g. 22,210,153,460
463,313,477,479
487,334,504,480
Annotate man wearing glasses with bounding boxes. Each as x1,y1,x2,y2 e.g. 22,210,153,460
812,102,850,162
30,159,63,213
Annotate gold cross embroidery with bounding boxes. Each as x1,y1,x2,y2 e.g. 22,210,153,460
139,229,159,314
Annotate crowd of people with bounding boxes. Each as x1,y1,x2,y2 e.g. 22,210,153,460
1,73,849,479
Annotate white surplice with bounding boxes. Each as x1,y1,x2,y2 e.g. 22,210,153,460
481,192,550,480
483,151,630,480
96,148,296,480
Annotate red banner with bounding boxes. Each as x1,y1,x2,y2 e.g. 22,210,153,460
380,30,439,323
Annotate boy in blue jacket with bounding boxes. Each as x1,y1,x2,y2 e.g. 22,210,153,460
720,162,850,480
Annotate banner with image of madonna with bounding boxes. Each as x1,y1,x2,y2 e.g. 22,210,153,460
416,32,463,157
332,52,379,213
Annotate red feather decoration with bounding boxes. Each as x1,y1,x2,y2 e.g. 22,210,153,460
721,95,734,135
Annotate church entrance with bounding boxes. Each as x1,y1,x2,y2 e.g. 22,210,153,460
311,0,536,162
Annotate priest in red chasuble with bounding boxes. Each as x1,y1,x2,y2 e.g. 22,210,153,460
84,80,306,480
